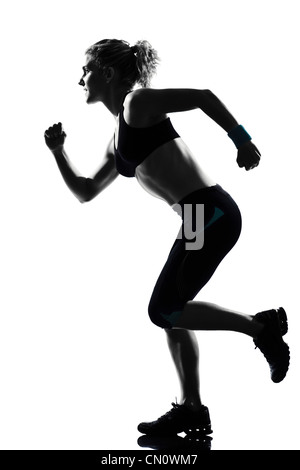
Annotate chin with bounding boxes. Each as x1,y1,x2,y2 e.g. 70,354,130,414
86,95,99,105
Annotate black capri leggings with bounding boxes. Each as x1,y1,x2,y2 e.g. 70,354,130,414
148,184,242,329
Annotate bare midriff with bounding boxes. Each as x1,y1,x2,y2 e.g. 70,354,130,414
135,137,216,206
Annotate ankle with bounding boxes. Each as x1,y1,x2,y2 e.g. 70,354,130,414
180,397,202,411
251,316,264,339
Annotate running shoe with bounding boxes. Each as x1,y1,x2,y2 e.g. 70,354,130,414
253,307,290,383
137,403,212,436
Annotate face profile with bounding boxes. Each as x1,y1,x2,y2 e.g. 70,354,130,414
78,55,108,104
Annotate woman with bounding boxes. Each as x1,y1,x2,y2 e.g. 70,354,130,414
44,39,290,436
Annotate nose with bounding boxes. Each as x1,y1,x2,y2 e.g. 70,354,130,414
79,77,85,87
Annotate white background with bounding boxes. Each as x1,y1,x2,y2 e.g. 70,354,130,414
0,0,299,450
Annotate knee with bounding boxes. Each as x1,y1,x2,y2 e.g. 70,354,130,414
148,304,171,329
148,303,183,329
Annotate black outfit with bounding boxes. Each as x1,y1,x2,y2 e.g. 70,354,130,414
114,105,179,177
148,185,241,328
114,102,242,329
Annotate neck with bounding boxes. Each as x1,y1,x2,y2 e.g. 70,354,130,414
102,86,132,117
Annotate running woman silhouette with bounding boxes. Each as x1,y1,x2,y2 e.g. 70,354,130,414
44,39,290,436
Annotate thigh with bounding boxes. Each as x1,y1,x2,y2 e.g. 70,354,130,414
149,185,242,323
177,197,242,301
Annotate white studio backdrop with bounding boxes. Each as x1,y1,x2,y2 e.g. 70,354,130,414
0,0,299,450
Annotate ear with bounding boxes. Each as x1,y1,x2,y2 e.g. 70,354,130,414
103,66,115,83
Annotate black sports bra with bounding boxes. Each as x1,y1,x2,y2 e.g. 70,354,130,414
114,106,180,177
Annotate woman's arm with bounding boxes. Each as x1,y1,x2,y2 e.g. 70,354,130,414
129,88,261,171
44,122,118,203
128,88,238,131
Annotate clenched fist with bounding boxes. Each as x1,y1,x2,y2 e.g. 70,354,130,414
44,122,66,151
236,141,261,171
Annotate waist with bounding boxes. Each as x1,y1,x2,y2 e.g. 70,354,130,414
172,184,240,213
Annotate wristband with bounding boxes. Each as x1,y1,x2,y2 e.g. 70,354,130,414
228,125,251,148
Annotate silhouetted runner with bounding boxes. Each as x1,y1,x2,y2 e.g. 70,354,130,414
44,39,290,436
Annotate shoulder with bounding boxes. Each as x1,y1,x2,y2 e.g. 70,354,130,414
124,88,162,113
124,88,152,108
123,89,167,127
124,87,208,124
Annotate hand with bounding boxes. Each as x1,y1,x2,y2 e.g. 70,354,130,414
44,122,66,151
236,141,261,171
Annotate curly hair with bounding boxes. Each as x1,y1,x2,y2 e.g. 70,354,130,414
85,39,159,88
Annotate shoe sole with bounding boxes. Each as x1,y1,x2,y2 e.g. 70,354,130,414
184,424,213,435
271,341,290,383
270,309,290,382
277,307,288,336
138,423,213,436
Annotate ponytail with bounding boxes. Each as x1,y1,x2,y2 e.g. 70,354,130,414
130,40,159,87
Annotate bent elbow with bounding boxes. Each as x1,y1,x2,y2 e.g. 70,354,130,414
78,195,91,204
76,178,96,203
78,190,95,203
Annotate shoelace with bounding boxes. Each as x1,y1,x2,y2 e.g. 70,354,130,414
157,402,183,422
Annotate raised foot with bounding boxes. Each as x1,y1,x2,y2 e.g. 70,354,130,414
253,307,290,383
